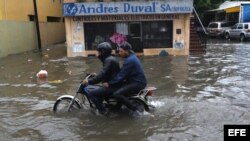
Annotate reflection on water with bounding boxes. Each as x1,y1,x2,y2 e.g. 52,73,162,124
0,40,250,141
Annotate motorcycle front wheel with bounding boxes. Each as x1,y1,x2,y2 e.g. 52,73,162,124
53,97,81,113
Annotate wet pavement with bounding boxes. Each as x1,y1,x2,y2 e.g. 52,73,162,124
0,39,250,141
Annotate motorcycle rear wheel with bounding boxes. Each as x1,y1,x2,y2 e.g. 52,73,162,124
130,99,146,113
53,97,81,112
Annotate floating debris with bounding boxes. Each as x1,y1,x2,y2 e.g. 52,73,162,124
36,70,48,78
48,80,63,84
44,54,49,58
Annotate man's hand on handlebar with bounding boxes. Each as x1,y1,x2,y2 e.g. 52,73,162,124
82,73,96,84
82,79,88,85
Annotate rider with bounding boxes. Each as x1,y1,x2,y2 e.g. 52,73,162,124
103,41,147,117
82,42,120,115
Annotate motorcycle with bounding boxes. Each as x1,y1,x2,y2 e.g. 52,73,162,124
53,75,156,115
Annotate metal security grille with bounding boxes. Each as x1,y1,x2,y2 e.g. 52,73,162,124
84,23,115,50
142,21,173,48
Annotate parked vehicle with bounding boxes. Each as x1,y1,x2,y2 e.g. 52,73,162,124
206,21,236,38
53,74,156,115
224,22,250,42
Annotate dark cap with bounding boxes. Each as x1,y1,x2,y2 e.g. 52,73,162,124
119,41,134,54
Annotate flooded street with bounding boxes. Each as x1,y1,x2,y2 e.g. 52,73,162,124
0,40,250,141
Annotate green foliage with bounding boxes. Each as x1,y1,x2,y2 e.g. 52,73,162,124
193,0,245,15
194,0,227,17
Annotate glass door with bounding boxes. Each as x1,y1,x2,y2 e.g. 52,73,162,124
128,22,143,52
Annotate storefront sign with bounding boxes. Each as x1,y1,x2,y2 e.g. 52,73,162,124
63,0,193,16
72,14,179,22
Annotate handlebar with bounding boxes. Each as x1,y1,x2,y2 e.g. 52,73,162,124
85,74,92,80
80,73,96,84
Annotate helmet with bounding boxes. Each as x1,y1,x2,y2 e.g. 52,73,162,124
96,42,112,58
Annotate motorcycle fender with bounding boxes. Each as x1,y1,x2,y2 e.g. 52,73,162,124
56,95,73,100
130,96,148,103
56,95,82,108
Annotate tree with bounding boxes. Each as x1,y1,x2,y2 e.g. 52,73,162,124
193,0,226,16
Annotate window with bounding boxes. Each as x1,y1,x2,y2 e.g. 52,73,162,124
47,16,61,22
244,24,249,29
84,23,115,50
142,21,173,48
116,23,128,35
208,23,218,28
227,12,239,22
232,24,238,29
28,15,35,21
237,24,243,29
221,22,236,28
221,23,229,27
130,23,141,37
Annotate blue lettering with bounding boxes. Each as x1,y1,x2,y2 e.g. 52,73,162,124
67,2,192,16
123,3,155,13
160,4,172,12
173,7,177,11
87,7,95,13
166,4,172,12
152,2,156,12
96,4,103,13
145,6,153,12
79,4,87,13
161,4,165,12
107,7,118,13
114,7,118,13
171,6,191,12
124,3,130,12
79,4,118,14
138,6,143,12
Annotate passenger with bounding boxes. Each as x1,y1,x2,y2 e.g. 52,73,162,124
103,41,147,117
82,42,120,115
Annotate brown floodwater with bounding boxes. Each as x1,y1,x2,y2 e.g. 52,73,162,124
0,39,250,141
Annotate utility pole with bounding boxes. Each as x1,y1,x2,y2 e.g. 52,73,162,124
33,0,42,52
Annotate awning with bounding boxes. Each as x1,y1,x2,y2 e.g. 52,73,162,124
225,6,240,13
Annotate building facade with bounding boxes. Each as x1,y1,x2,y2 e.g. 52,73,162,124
63,0,193,57
0,0,63,22
0,0,65,58
205,1,250,25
